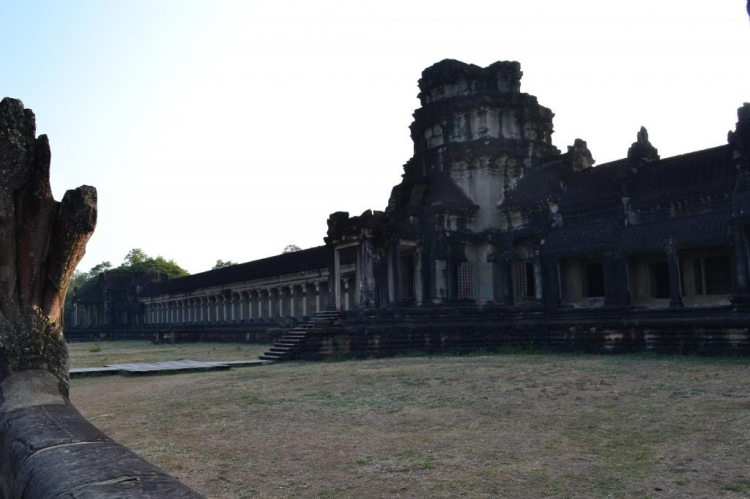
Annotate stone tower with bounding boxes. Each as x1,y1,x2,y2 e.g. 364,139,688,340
390,59,560,231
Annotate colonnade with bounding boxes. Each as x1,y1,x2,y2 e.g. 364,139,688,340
143,279,349,325
73,303,102,327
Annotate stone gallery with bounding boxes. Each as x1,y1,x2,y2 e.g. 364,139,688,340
71,59,750,355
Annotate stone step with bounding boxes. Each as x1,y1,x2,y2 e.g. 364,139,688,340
274,340,302,347
269,347,293,354
259,354,283,361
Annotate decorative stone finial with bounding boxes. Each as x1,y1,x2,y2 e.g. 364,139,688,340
627,126,660,167
729,103,750,165
567,139,595,171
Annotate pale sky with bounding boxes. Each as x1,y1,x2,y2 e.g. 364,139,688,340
1,1,748,274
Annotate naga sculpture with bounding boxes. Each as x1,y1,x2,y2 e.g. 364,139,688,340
0,98,201,498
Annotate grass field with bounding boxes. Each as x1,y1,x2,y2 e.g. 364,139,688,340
68,341,269,368
70,344,750,498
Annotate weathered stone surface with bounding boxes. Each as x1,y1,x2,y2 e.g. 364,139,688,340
0,98,203,498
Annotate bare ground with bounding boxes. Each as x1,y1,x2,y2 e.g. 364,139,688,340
70,349,750,498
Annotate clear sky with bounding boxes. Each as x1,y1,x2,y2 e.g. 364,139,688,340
1,1,748,274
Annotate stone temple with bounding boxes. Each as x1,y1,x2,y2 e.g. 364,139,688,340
70,59,750,356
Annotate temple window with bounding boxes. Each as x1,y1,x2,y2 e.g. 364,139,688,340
583,261,605,298
457,263,475,300
678,247,732,307
650,261,670,299
689,255,731,295
513,261,536,299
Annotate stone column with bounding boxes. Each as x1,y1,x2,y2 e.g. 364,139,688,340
278,287,284,318
327,245,338,310
267,289,274,319
238,293,245,322
602,254,616,306
433,259,447,304
541,254,560,309
668,244,684,308
315,282,321,314
344,278,350,311
731,221,750,305
301,285,307,317
359,238,376,307
289,285,296,318
502,250,514,306
390,242,401,304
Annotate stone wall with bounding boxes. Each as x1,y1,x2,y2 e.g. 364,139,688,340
295,307,750,359
66,324,282,344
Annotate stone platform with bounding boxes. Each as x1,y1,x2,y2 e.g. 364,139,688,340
70,359,273,378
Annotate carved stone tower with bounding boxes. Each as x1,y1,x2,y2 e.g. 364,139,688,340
393,59,560,231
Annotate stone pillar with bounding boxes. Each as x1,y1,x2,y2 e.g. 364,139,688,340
334,249,341,310
731,222,750,305
344,278,350,311
602,254,617,306
327,246,338,310
315,282,321,314
390,242,401,304
502,250,514,306
541,254,560,309
434,259,447,304
668,244,684,308
359,238,376,307
301,285,308,317
289,286,296,318
267,289,274,319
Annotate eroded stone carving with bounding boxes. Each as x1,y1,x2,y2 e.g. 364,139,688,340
0,98,96,395
626,126,660,167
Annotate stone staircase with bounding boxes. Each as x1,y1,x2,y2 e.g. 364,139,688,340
259,311,341,361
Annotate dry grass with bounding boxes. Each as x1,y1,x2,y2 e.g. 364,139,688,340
68,341,270,368
70,347,750,498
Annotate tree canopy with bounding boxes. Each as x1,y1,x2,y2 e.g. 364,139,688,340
63,249,189,323
212,259,237,270
113,248,189,278
283,244,302,253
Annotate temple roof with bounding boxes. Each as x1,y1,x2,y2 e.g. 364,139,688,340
139,245,353,297
502,145,734,215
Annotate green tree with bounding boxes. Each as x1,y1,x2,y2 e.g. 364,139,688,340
114,250,189,279
63,250,189,322
123,248,149,266
283,244,301,253
212,259,237,270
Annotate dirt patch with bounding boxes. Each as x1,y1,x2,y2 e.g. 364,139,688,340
71,352,750,498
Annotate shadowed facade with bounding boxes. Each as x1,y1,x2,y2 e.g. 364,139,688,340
72,60,750,356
